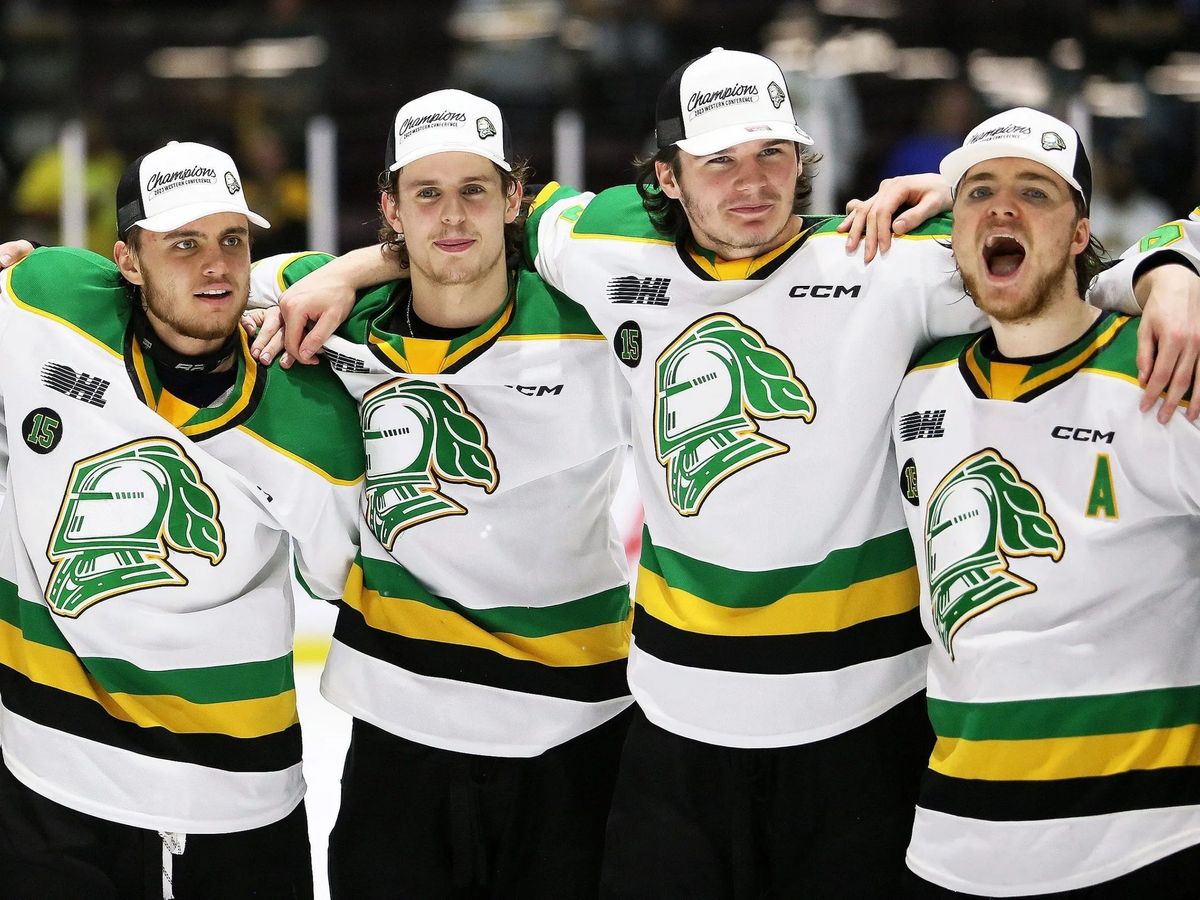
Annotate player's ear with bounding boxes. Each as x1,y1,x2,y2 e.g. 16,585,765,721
380,191,403,234
114,240,144,286
656,160,682,200
504,180,523,225
1070,216,1091,257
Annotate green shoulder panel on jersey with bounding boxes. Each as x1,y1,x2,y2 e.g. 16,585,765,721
911,332,975,372
506,268,601,337
1083,314,1140,382
244,360,365,482
270,251,334,292
900,212,953,237
5,247,129,354
570,184,672,243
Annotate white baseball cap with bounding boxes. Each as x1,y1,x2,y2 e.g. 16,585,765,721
940,107,1092,209
116,141,270,236
655,48,813,156
386,89,512,173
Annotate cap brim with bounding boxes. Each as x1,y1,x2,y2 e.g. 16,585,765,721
676,122,814,156
389,143,512,173
940,143,1083,198
135,201,271,233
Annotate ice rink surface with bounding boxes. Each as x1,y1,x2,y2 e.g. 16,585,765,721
296,657,349,900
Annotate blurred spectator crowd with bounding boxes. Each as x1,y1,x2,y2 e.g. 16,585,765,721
3,0,1200,258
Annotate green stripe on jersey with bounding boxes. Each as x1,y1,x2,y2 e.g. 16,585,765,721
640,527,916,608
0,584,72,653
0,578,295,703
7,248,130,353
359,554,630,636
84,654,295,703
929,685,1200,741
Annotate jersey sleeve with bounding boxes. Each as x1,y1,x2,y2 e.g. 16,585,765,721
289,470,362,604
525,182,594,293
264,369,363,603
247,251,335,309
1087,218,1200,315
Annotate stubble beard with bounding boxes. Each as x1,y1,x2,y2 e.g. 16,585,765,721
681,191,794,257
141,270,244,342
960,250,1073,325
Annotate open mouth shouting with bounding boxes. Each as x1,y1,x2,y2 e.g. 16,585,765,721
982,234,1026,279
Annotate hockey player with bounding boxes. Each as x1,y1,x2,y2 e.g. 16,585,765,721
269,51,1200,897
248,90,633,898
0,140,363,898
894,109,1200,897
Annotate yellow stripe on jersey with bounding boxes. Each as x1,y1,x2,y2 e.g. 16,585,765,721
0,618,298,737
930,726,1200,781
346,586,632,667
635,565,919,636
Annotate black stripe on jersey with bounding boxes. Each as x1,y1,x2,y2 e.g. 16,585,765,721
631,604,928,675
0,663,301,773
333,605,629,703
920,765,1200,821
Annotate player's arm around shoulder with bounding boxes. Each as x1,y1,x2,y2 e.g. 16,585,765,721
276,245,398,365
1092,216,1200,422
246,251,338,366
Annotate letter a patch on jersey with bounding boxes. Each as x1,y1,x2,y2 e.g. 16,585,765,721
1085,453,1118,519
654,314,815,516
924,449,1064,658
361,379,499,548
45,438,225,617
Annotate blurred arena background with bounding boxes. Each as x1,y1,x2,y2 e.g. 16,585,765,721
4,1,1199,895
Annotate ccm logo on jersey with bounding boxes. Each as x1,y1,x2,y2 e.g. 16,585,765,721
1051,426,1114,443
505,384,564,396
789,284,860,299
607,276,671,307
899,409,946,441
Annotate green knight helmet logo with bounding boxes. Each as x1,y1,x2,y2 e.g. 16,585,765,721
925,449,1064,658
654,314,815,516
45,438,225,617
361,379,498,548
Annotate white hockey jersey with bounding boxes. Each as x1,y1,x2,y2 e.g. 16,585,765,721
0,247,363,833
894,311,1200,895
251,253,633,757
527,183,1143,749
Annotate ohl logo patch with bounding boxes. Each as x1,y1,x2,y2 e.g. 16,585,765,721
45,438,225,617
654,314,815,516
361,379,498,548
924,449,1063,658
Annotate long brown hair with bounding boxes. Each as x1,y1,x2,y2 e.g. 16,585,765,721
633,144,822,242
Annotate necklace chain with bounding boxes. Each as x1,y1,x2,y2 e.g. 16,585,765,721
405,294,415,337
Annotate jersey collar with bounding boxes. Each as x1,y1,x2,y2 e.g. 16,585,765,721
364,274,516,375
126,325,266,438
959,310,1130,402
678,220,810,282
